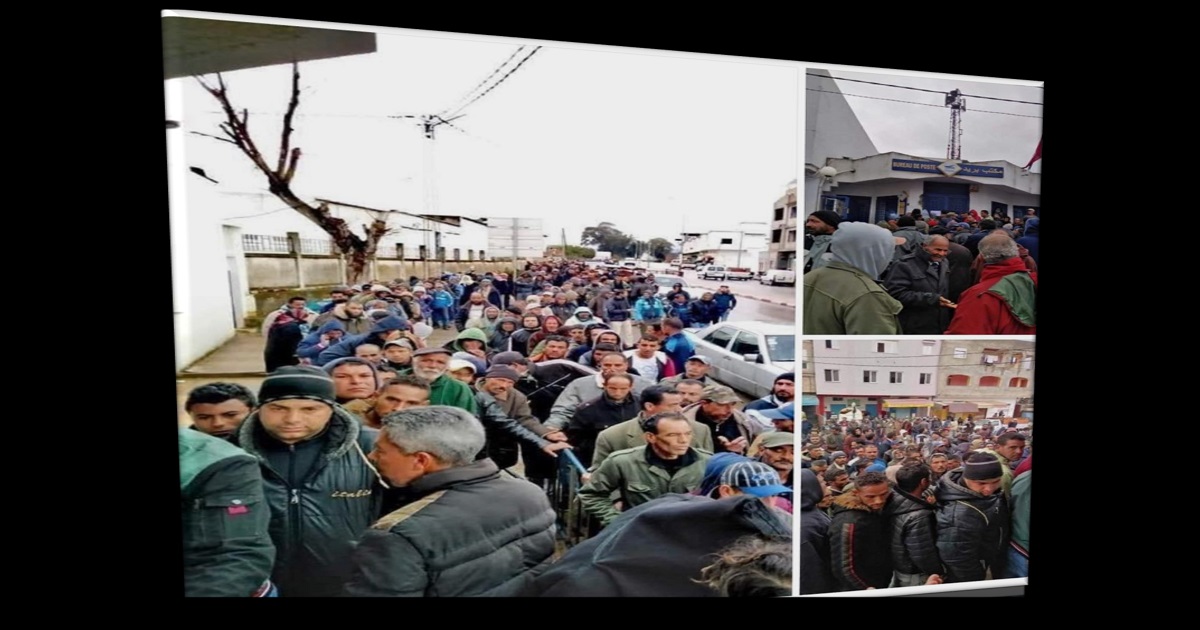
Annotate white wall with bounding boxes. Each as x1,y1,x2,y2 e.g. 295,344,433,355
805,69,878,167
813,339,941,397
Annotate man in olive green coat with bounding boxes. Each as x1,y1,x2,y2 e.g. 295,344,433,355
803,222,903,335
578,412,711,526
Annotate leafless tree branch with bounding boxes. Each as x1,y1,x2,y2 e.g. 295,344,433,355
189,130,238,146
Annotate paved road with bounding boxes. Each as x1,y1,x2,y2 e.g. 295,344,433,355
681,271,797,307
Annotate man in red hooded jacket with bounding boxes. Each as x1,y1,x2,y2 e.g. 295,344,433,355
946,232,1036,335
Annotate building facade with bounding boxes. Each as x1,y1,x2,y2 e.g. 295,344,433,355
812,339,942,419
767,181,799,271
679,223,769,269
935,340,1035,421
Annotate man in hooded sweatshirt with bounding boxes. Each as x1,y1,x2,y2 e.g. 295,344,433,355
314,316,410,367
803,222,903,335
1015,217,1038,265
798,468,836,595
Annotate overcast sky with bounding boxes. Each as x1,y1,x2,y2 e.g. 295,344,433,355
810,68,1043,170
180,30,798,247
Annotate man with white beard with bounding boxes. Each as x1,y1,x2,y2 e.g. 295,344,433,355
408,347,477,413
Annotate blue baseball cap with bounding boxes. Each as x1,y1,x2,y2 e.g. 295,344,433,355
758,402,795,421
720,461,791,498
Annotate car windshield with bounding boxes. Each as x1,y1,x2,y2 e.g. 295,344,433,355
764,335,795,362
654,275,687,287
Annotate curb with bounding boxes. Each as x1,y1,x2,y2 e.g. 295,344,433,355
684,280,795,309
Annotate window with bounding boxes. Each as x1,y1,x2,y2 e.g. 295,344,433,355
1009,351,1024,365
863,370,877,383
453,248,461,260
730,331,761,358
479,250,486,260
920,373,932,384
703,326,736,349
787,229,797,243
825,370,840,382
980,376,1001,387
774,207,784,221
771,229,782,243
922,341,936,355
947,374,970,386
890,371,902,384
468,250,474,261
824,340,839,349
720,238,734,245
396,243,405,259
1009,377,1029,388
802,360,808,370
790,205,798,218
419,244,428,259
981,348,1003,365
954,347,968,359
1022,357,1033,371
875,341,897,354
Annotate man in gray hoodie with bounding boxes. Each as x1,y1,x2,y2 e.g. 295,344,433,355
803,222,903,335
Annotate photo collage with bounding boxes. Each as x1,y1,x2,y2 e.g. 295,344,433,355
166,11,1039,598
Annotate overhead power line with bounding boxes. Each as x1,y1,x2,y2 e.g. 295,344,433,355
808,72,1043,106
439,46,529,118
443,46,543,119
806,88,1043,119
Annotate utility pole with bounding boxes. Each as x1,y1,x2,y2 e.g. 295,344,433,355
946,89,966,160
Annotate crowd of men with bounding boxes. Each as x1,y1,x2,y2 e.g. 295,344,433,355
181,259,794,597
803,208,1038,335
798,413,1031,594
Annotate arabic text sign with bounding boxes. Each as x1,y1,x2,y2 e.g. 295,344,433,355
891,159,1005,178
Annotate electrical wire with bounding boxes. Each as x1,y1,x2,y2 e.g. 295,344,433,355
806,88,1043,119
442,46,542,119
807,72,1043,106
438,45,528,118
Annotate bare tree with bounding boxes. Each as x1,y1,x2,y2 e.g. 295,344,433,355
194,62,390,285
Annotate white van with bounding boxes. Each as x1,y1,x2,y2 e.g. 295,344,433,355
760,269,796,286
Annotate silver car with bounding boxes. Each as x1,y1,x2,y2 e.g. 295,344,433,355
683,322,794,399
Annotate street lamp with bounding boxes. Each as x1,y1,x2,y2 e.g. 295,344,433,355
813,165,853,219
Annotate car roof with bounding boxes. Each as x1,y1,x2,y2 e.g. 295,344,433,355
697,321,793,335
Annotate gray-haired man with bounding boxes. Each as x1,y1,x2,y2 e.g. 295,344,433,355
344,406,557,597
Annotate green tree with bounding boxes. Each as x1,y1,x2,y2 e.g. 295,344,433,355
645,238,675,261
581,223,635,256
564,245,597,259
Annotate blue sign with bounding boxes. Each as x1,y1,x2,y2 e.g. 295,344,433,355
891,159,1004,178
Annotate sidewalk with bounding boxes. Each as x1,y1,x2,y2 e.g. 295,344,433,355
685,279,796,308
179,327,462,378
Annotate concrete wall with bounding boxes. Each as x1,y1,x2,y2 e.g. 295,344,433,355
245,254,518,293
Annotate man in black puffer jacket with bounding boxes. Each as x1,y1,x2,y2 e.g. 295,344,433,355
344,406,557,597
234,366,388,597
934,452,1010,583
828,471,893,591
887,461,943,587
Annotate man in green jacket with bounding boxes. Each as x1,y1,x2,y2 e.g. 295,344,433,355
1002,469,1030,578
180,428,276,597
803,222,903,335
579,412,711,526
409,347,478,413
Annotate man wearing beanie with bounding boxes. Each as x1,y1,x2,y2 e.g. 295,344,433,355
234,365,389,597
933,452,1010,583
744,372,795,412
314,315,410,367
804,210,839,273
475,364,563,468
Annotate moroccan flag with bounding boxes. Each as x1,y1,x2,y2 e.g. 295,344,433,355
1023,138,1042,169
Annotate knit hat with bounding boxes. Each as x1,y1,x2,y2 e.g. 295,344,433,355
720,461,792,498
810,210,840,228
258,366,337,408
830,450,846,460
490,351,529,366
371,315,409,334
774,372,795,384
484,365,521,382
963,452,1003,480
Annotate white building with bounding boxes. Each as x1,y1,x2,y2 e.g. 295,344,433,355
486,217,546,260
812,339,942,419
804,68,1040,226
680,222,769,269
165,15,378,373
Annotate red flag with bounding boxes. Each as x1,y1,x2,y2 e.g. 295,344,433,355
1023,138,1042,169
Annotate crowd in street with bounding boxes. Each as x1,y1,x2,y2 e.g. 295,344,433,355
803,208,1038,335
798,413,1031,594
181,258,794,597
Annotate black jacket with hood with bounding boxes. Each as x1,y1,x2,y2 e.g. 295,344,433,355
934,469,1010,583
521,493,791,597
799,469,836,595
887,488,943,578
234,404,387,597
828,489,893,590
567,393,642,467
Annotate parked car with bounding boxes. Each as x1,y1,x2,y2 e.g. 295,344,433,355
759,269,796,286
680,262,697,270
683,321,795,399
700,265,728,280
726,267,754,281
651,274,690,299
